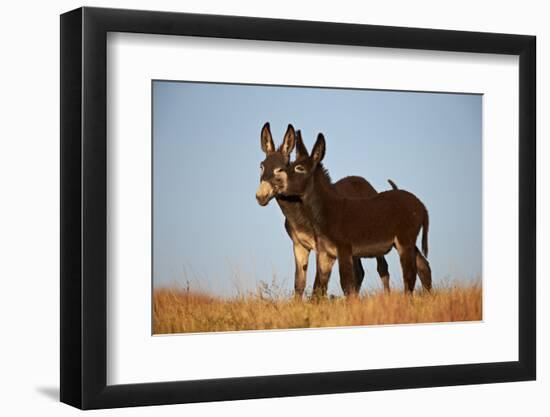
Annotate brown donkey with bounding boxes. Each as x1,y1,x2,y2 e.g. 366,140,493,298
255,123,392,297
279,133,431,295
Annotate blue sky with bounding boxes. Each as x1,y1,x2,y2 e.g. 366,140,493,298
153,81,481,296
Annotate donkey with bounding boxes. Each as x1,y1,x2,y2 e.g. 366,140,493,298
255,123,392,298
279,132,431,295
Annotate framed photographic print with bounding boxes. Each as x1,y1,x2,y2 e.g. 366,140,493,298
60,6,536,410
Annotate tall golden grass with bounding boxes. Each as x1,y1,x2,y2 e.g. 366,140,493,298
153,282,482,334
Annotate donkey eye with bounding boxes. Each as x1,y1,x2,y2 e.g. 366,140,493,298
294,165,306,173
260,164,264,174
274,167,283,174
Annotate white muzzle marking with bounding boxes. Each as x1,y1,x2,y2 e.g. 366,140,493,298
256,181,274,203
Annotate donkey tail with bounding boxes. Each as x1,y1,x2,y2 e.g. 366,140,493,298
421,210,429,258
387,179,399,190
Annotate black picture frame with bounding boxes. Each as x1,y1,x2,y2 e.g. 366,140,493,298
60,6,536,410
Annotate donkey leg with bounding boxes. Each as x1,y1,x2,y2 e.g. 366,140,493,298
398,246,417,294
337,247,356,297
376,256,391,293
352,257,365,293
415,248,432,292
293,243,310,299
313,250,335,298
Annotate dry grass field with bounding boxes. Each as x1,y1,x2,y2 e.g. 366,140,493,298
153,282,482,334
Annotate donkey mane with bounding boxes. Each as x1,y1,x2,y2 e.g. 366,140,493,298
301,164,336,229
315,164,334,190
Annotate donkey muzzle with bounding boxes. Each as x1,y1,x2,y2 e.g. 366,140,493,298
256,181,275,206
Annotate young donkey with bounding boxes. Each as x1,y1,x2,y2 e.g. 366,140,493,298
279,133,431,295
256,123,393,297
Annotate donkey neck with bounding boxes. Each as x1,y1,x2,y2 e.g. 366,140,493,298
275,196,312,230
301,164,339,227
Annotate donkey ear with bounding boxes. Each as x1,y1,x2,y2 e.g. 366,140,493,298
280,124,296,157
261,122,275,154
295,130,309,159
311,133,326,164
